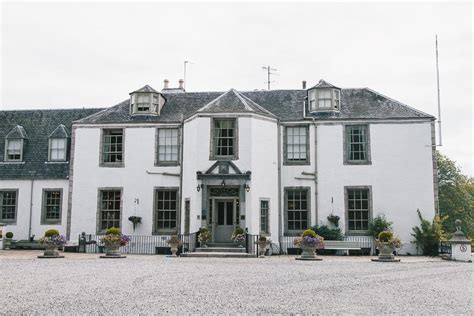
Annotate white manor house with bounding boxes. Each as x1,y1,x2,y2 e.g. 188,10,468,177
0,79,438,254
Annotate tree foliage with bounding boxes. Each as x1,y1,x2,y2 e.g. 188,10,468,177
411,209,446,256
368,214,393,239
436,152,474,237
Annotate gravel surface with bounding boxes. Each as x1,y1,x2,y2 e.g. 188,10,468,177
0,251,472,314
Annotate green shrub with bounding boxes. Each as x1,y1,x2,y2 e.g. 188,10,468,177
44,229,59,237
378,230,393,242
411,209,446,256
5,232,13,239
310,225,343,240
302,229,317,238
369,214,393,239
199,227,209,233
106,227,121,235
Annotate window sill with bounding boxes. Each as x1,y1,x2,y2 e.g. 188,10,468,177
155,162,180,167
99,163,125,168
209,156,239,161
0,161,25,165
283,161,310,166
344,161,372,165
41,221,62,225
45,161,69,164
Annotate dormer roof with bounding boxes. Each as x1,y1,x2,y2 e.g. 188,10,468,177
6,125,28,139
197,89,276,118
48,124,69,138
129,85,160,94
309,79,341,90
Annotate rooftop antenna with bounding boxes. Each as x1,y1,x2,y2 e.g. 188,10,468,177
184,60,195,90
435,35,443,146
262,66,278,90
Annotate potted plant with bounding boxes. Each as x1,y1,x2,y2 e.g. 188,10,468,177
198,227,211,248
38,229,67,258
99,227,130,258
294,229,325,261
4,232,13,250
128,216,142,231
327,213,340,227
372,229,401,262
166,235,183,256
256,235,271,258
231,226,246,248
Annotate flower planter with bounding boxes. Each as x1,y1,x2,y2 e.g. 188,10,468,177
169,242,180,256
100,241,126,259
37,244,65,259
371,242,400,262
257,242,268,258
4,238,12,250
296,245,323,261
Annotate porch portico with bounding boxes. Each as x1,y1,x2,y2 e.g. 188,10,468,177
197,161,251,243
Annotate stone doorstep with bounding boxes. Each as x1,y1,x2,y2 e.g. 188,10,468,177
205,242,240,248
195,247,246,253
180,252,256,258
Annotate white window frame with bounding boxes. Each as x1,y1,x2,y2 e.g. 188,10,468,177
48,138,67,162
4,139,23,162
260,198,270,235
156,128,180,166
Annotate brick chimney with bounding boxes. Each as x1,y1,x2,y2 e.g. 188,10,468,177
302,80,307,89
163,79,169,89
178,79,184,90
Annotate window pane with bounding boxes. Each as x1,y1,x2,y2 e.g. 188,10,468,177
286,127,307,162
213,119,236,157
347,188,370,232
99,190,121,230
155,189,178,231
157,129,179,163
347,126,368,162
102,129,123,164
286,189,308,232
44,190,61,221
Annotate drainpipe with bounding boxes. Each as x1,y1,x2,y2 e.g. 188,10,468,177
28,178,34,239
277,119,282,241
178,116,185,234
311,117,318,226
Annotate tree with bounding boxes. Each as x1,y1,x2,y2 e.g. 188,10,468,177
436,151,474,238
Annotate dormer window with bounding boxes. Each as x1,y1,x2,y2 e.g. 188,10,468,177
129,85,164,116
48,124,69,162
4,125,27,162
307,80,341,112
5,139,23,161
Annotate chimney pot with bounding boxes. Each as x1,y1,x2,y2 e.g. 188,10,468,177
302,80,307,90
163,79,169,89
178,79,184,89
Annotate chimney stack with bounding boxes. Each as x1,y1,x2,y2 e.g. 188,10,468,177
302,80,307,89
178,79,184,90
163,79,169,89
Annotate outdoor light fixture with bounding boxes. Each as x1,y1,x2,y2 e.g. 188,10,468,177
221,179,226,186
196,184,203,192
244,183,250,192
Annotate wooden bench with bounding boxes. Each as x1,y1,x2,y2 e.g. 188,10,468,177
324,240,361,255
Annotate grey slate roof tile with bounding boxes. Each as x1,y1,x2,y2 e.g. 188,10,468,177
49,124,70,138
0,108,103,180
5,125,28,139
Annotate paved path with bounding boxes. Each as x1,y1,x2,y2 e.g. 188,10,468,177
1,251,472,314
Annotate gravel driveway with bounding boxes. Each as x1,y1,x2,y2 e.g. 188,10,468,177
1,251,472,314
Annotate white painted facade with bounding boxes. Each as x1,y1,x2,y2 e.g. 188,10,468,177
1,84,438,255
0,179,69,240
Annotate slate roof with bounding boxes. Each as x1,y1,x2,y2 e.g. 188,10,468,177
197,89,276,118
5,125,28,139
0,108,102,180
130,85,160,94
309,79,341,90
76,86,434,124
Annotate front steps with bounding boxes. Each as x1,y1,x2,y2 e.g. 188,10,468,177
180,242,256,258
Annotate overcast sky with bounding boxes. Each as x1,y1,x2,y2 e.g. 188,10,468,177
1,1,472,175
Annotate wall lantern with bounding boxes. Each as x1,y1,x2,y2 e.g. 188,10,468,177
221,179,226,186
196,184,203,192
244,183,250,192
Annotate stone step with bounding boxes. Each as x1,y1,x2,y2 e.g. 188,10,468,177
180,252,256,258
206,242,240,248
196,247,246,253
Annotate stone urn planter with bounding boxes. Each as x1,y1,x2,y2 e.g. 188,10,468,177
166,235,183,257
371,230,401,262
37,229,66,259
257,242,268,258
294,229,324,261
99,228,129,259
4,232,13,250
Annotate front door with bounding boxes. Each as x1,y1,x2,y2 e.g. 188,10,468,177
215,200,234,242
